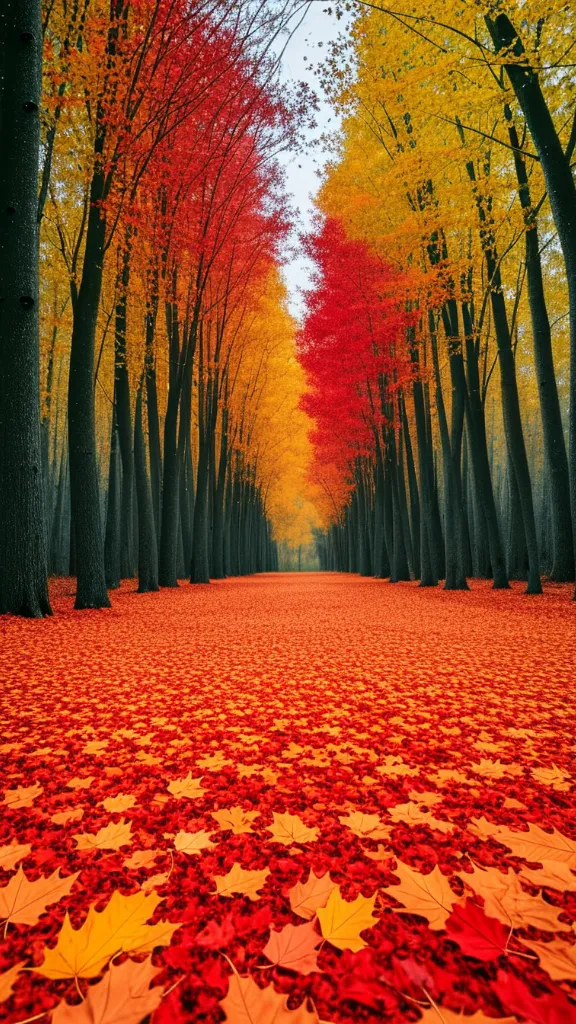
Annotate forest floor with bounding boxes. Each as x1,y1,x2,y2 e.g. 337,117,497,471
1,574,576,1024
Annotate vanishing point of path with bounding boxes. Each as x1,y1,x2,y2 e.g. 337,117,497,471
1,574,576,1023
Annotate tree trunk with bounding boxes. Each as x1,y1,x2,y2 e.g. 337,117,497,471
134,380,159,592
0,0,51,616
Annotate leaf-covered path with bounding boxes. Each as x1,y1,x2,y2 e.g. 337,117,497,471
1,574,576,1023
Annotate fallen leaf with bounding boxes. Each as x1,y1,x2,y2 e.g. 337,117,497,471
74,819,133,851
317,886,378,951
101,793,136,812
266,812,319,845
67,778,95,790
36,889,180,979
338,811,391,839
2,783,43,809
51,955,163,1023
0,961,25,1002
124,849,162,869
174,829,215,855
519,860,576,892
213,863,270,900
445,898,512,960
289,870,337,920
51,808,84,825
263,920,321,974
0,867,79,926
220,972,318,1022
167,773,206,799
0,842,31,871
532,764,571,791
212,806,260,834
383,862,461,929
520,936,576,980
386,802,453,833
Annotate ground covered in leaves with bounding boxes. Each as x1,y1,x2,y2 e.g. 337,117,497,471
1,573,576,1024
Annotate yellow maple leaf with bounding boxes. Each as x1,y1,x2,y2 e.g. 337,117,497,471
469,759,522,780
0,867,79,926
266,812,319,845
212,863,270,901
2,783,43,809
520,937,576,981
173,829,215,855
212,806,260,834
166,773,206,799
338,811,391,839
386,802,453,833
74,819,133,851
124,850,162,869
51,955,164,1023
51,808,84,825
458,864,565,931
141,872,170,892
317,887,378,952
0,842,31,871
220,973,318,1022
520,860,576,892
67,777,94,790
289,870,337,920
101,793,136,812
478,822,576,865
384,862,460,929
0,961,25,1002
36,890,180,979
532,764,571,791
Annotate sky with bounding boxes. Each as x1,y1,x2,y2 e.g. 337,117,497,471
275,4,348,321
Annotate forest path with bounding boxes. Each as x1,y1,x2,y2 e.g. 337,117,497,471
1,574,576,1022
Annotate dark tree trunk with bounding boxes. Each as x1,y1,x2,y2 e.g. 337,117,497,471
104,410,121,590
134,380,159,592
114,233,135,579
487,13,576,596
0,0,51,616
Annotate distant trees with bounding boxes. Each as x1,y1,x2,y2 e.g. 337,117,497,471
307,0,576,597
0,0,316,617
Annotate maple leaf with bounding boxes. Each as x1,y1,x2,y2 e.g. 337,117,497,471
2,783,43,809
266,812,319,845
213,863,270,900
141,872,170,892
212,806,260,834
167,772,206,799
174,829,215,854
383,862,461,929
51,808,84,825
197,752,232,770
0,841,31,871
458,864,565,931
469,821,576,865
376,763,419,777
36,889,180,979
51,956,164,1023
67,777,95,790
220,972,318,1023
263,920,321,974
338,811,391,839
494,968,576,1023
0,961,25,1002
316,886,378,952
445,899,511,960
289,870,337,920
520,860,576,891
0,867,79,926
469,759,522,779
520,937,576,980
124,849,162,869
386,802,453,833
74,819,133,851
101,793,136,812
532,763,571,790
363,844,394,863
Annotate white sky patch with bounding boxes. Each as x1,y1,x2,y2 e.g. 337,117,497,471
276,5,346,321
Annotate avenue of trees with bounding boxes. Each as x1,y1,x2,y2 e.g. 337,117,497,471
0,0,316,616
304,0,576,598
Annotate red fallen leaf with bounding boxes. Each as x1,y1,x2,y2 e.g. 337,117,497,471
263,920,321,974
445,898,511,961
336,948,397,1012
495,969,576,1023
196,915,236,949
